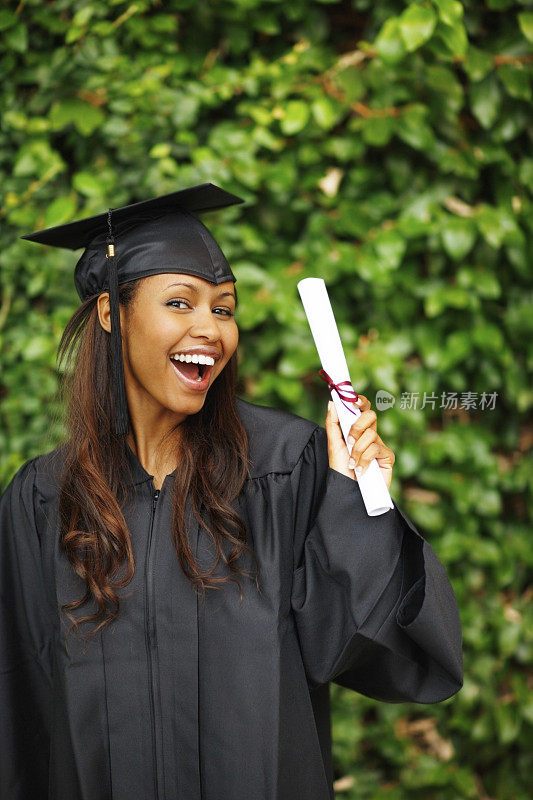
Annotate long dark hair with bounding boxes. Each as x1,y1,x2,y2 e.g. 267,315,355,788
56,278,259,644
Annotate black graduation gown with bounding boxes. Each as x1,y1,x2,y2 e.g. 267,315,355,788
0,397,463,800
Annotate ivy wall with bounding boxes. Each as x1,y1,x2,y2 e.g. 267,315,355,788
1,1,531,797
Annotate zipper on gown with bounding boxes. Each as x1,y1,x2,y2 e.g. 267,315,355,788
145,487,160,798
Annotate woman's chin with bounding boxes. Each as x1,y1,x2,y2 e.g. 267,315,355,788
172,393,208,416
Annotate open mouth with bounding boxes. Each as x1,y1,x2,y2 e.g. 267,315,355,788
169,357,213,391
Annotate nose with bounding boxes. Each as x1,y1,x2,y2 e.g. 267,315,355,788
187,302,223,341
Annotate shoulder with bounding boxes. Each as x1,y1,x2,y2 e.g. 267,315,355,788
235,396,324,478
1,445,65,507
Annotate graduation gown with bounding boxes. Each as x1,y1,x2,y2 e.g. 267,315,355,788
0,397,463,800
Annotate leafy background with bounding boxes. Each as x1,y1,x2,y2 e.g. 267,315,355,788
1,0,531,797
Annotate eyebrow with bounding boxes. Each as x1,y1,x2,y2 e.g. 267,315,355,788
166,281,235,300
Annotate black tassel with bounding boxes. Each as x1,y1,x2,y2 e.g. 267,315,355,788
106,208,130,437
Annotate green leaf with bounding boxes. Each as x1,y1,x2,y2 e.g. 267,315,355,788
498,64,532,101
0,9,18,30
464,45,494,82
75,105,105,136
425,64,463,110
436,19,468,57
26,274,47,299
492,107,529,142
311,97,340,130
5,23,28,53
43,196,77,228
397,104,436,149
424,284,472,316
457,267,501,299
518,11,533,43
470,75,502,129
72,6,95,26
519,157,533,191
399,4,437,52
149,143,172,158
441,217,477,260
65,25,87,44
471,322,504,351
476,204,523,248
494,703,521,744
444,329,474,366
334,67,365,103
280,100,310,135
375,18,408,65
433,0,464,26
231,261,273,287
12,140,64,178
171,94,200,128
23,337,52,361
50,99,105,136
372,229,406,270
362,116,395,146
72,171,106,198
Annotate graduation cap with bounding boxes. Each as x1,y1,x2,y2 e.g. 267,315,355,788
21,182,245,437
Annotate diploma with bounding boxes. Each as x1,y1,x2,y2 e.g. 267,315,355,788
297,277,394,517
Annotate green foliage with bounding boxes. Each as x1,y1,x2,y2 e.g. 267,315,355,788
1,0,531,797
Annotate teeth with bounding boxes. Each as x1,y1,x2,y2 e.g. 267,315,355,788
171,353,215,366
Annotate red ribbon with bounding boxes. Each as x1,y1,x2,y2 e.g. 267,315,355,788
319,369,359,416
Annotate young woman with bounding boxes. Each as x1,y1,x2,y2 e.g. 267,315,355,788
1,183,462,800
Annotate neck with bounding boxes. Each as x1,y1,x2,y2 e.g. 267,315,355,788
125,420,184,479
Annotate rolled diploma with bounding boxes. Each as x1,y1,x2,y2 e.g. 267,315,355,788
297,277,393,517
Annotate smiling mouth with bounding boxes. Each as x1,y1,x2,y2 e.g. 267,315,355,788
169,357,213,391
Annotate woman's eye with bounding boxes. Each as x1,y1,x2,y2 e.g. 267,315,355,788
167,300,189,309
167,300,234,317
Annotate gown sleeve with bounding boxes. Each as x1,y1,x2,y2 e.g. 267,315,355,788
290,425,463,703
0,459,53,797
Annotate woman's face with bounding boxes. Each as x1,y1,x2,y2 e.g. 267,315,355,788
99,273,238,424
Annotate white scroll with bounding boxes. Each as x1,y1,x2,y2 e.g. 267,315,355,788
297,277,393,517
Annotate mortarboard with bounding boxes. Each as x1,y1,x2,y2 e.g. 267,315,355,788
21,182,246,437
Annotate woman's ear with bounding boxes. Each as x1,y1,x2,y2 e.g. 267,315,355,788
97,292,111,333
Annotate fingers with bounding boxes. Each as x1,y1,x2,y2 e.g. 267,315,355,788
326,401,355,478
354,394,371,412
347,428,379,471
353,445,394,476
325,400,344,446
325,401,341,435
344,395,377,465
345,395,389,475
327,400,339,424
348,433,395,475
346,409,377,450
329,393,396,482
327,393,396,482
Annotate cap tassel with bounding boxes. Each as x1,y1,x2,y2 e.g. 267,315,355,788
106,208,130,437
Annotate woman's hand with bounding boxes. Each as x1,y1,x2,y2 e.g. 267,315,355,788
325,396,395,489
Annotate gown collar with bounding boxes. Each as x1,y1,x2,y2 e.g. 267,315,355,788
122,439,177,485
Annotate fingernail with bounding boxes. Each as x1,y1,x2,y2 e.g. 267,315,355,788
347,436,355,448
356,397,362,405
348,458,355,469
355,466,363,476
